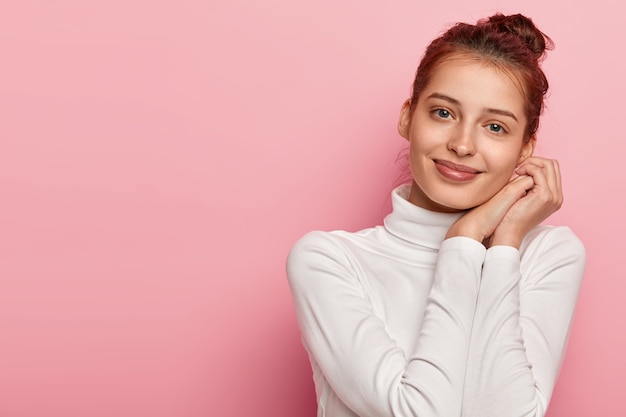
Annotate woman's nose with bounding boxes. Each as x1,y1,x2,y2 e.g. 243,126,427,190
447,125,476,156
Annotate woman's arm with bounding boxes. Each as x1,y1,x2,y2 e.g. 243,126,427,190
461,227,585,417
287,231,485,417
446,157,585,416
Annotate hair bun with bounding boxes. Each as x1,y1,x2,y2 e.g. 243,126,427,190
485,13,553,58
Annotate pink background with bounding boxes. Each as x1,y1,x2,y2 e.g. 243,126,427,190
0,1,622,416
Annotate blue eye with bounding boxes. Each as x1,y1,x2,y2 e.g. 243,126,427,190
435,109,451,119
488,123,504,133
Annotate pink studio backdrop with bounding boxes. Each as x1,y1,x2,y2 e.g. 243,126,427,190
0,1,623,416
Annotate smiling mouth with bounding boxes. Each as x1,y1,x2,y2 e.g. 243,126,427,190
434,159,481,181
434,159,480,173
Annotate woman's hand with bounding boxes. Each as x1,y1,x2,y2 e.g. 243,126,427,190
445,157,563,248
490,157,563,247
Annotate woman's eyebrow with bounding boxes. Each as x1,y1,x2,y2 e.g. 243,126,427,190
485,108,518,122
427,92,460,105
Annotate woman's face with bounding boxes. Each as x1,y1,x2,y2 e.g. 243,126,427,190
398,57,535,212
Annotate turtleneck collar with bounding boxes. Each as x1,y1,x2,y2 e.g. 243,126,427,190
383,184,465,250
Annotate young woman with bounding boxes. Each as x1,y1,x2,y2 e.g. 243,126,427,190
287,13,585,417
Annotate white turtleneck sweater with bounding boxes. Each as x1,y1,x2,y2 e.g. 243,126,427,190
287,185,585,417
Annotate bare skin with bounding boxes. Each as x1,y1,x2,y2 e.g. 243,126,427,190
398,58,563,248
445,157,563,248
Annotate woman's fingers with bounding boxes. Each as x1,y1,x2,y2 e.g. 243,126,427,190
515,157,563,207
490,157,564,247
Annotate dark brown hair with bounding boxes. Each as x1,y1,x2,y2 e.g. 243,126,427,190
410,13,553,139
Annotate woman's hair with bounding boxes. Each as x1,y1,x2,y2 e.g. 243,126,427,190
409,13,553,140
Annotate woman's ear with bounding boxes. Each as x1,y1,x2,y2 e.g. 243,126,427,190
397,99,412,140
518,135,536,163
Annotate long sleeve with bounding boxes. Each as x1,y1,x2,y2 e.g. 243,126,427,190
461,226,585,417
287,185,585,417
287,231,486,417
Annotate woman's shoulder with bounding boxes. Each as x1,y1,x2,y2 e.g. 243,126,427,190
288,230,345,258
521,225,585,256
288,227,377,261
286,226,383,278
519,225,586,284
286,230,361,292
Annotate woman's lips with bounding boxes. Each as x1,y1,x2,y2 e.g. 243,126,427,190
434,160,481,181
